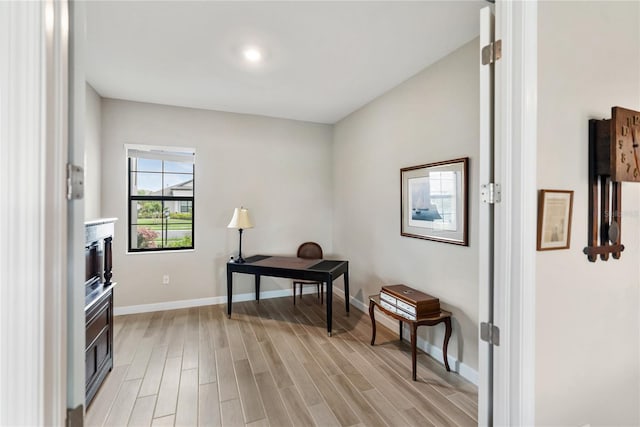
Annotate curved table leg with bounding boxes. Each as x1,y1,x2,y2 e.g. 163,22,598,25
411,323,418,381
443,317,452,372
369,299,376,345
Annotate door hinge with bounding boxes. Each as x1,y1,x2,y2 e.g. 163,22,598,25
480,322,500,346
481,39,502,65
67,163,84,200
481,183,501,204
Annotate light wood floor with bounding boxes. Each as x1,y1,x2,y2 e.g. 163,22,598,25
86,295,477,426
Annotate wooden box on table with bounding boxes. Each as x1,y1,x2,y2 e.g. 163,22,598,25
380,284,440,319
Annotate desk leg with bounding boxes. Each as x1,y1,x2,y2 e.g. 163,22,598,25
443,317,452,372
326,276,333,336
399,320,403,342
369,300,376,345
344,270,350,315
411,323,418,381
226,268,232,319
255,275,260,303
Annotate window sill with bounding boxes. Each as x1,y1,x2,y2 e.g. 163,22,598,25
126,249,195,256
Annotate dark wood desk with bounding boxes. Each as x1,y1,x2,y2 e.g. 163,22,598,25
369,294,452,380
226,255,349,336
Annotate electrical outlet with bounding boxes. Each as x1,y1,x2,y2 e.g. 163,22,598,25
162,275,170,285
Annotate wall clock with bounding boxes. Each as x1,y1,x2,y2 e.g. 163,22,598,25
611,107,640,182
584,106,640,262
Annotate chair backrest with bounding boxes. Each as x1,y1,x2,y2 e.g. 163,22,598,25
297,242,323,259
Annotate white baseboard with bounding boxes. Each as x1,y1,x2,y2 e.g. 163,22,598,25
113,287,316,316
114,286,479,385
333,288,479,385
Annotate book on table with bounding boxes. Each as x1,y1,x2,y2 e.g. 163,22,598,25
380,284,440,318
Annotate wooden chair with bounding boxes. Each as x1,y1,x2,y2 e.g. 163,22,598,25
293,242,324,305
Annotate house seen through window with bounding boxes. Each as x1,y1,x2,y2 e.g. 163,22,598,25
127,146,195,251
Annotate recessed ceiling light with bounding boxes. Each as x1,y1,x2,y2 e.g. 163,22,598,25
242,47,263,63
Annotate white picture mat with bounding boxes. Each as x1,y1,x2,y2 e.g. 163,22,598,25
539,191,572,249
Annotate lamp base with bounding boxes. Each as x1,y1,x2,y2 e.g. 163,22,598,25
234,257,246,264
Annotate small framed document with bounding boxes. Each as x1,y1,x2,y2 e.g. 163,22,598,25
537,189,574,251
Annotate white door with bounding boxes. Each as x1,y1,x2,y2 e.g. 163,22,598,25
478,6,496,426
68,0,88,418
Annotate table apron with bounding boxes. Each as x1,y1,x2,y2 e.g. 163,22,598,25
228,267,343,283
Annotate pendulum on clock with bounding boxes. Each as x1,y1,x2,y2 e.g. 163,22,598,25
584,106,640,262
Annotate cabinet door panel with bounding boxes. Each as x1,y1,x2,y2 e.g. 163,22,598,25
86,301,109,346
95,329,110,369
85,347,96,383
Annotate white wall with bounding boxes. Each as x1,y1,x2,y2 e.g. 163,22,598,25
333,39,479,371
85,83,102,219
100,99,333,307
537,1,640,425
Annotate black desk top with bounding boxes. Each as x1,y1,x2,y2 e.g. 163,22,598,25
231,255,347,273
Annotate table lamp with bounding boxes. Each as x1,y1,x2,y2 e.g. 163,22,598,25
227,207,253,263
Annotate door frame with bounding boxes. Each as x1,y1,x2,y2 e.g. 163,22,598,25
0,0,69,424
1,0,538,424
491,0,538,425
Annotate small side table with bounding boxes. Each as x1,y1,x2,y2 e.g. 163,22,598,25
369,294,452,381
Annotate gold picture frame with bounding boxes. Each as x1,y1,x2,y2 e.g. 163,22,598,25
537,189,574,251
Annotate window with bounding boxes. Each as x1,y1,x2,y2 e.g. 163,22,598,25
428,171,457,231
127,146,195,251
179,201,192,213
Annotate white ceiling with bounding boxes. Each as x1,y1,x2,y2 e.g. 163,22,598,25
86,1,485,124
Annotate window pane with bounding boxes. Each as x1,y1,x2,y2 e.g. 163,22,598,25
132,200,164,222
131,172,163,195
130,201,192,249
179,201,193,214
132,224,162,249
164,161,194,174
132,158,162,172
166,224,193,248
161,200,193,218
162,174,193,196
167,219,192,231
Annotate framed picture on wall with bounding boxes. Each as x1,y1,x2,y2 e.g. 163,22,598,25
537,189,574,251
400,157,469,246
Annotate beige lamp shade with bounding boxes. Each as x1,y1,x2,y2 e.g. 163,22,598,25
227,207,254,229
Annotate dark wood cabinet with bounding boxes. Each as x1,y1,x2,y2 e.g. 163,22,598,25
85,287,113,405
84,218,117,407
